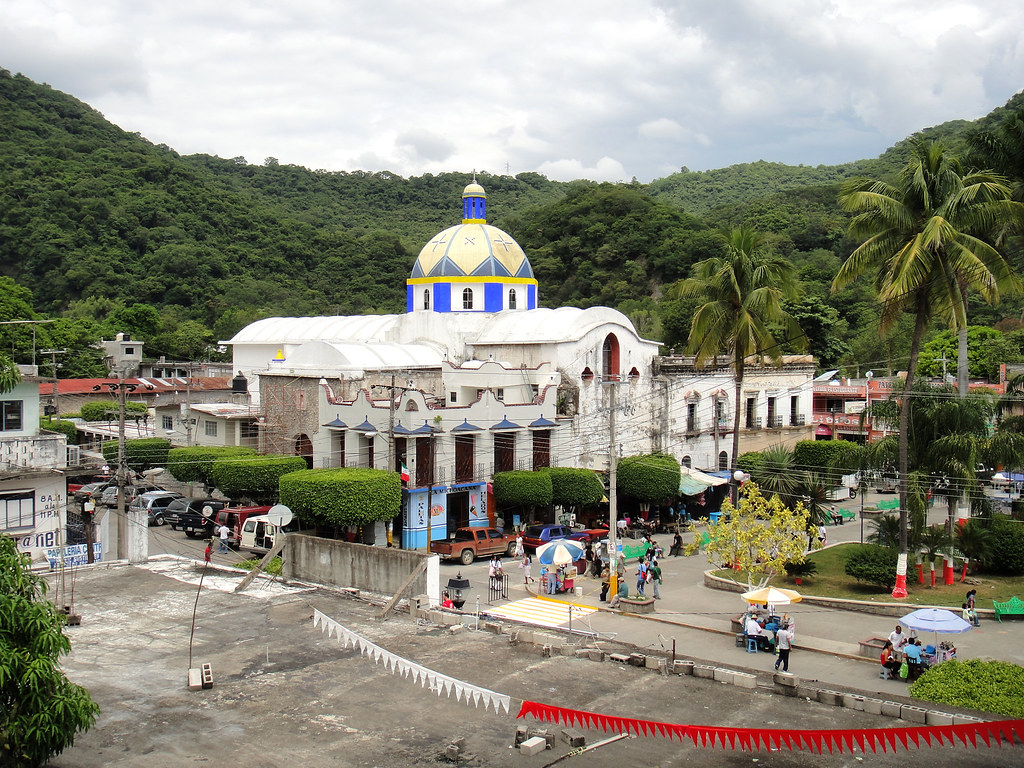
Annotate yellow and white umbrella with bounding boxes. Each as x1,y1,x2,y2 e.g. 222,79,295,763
740,586,803,606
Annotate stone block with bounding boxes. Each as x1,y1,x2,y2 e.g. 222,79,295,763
483,621,503,634
693,664,716,679
733,671,757,689
900,705,928,724
541,644,553,658
862,698,883,716
880,701,902,718
795,686,817,700
588,649,605,662
519,737,547,756
953,715,982,725
816,690,843,707
187,668,203,691
428,609,443,624
628,653,646,667
608,653,631,664
713,668,734,684
843,694,865,711
448,624,464,634
514,726,530,746
645,655,664,670
926,711,954,726
575,648,591,659
560,728,586,748
773,672,798,688
532,729,554,748
445,745,460,761
673,660,694,676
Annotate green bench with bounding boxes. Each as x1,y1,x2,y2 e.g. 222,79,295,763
831,508,857,525
877,499,900,511
993,596,1024,622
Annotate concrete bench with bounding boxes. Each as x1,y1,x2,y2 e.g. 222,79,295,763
617,597,655,614
993,596,1024,622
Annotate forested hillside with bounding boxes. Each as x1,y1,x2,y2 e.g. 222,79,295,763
1,67,1022,379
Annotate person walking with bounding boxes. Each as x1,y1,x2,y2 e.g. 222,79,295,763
217,523,231,554
774,621,794,672
520,553,533,585
204,541,212,563
649,558,662,599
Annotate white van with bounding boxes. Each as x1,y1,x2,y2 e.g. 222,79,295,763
239,514,303,554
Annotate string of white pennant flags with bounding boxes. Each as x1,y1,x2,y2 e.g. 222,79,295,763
311,608,512,714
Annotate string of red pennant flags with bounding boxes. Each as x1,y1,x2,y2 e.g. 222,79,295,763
517,700,1024,754
311,609,1023,754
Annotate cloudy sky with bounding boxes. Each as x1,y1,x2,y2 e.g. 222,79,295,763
2,0,1022,182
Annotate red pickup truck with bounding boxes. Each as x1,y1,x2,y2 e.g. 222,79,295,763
429,527,517,565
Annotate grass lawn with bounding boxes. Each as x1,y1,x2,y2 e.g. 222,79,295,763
714,543,1024,607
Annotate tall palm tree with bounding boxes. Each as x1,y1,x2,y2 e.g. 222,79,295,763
832,141,1023,597
669,227,805,476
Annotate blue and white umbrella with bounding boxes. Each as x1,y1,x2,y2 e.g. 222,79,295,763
536,539,586,566
899,608,972,634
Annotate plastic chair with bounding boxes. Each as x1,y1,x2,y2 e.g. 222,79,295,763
879,667,892,680
746,636,758,653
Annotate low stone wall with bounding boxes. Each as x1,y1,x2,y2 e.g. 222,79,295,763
284,534,437,601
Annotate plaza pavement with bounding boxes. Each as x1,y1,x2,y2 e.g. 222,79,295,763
485,495,1024,698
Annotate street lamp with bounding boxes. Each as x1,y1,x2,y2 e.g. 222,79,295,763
446,572,470,609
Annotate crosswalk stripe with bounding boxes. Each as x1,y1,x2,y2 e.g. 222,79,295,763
484,597,598,628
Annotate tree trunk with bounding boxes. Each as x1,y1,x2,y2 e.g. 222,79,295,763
958,324,969,397
731,354,745,503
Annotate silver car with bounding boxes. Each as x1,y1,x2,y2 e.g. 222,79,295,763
129,491,184,526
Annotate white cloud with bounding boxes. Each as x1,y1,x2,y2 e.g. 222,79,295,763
0,0,1021,181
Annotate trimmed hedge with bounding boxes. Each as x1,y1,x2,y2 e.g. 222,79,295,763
493,470,553,509
987,515,1024,576
911,659,1024,718
543,467,605,508
844,544,898,589
793,439,864,475
80,399,148,421
617,453,680,501
279,468,401,527
209,455,307,503
101,438,171,472
167,446,257,485
39,418,78,444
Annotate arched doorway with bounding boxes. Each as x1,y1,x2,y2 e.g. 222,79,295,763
602,333,620,381
295,434,313,469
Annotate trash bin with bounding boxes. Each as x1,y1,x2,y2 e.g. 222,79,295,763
709,511,721,524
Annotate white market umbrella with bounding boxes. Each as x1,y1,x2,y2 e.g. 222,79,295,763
741,586,803,606
536,539,586,566
899,607,972,653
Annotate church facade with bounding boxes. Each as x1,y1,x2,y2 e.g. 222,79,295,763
228,182,815,547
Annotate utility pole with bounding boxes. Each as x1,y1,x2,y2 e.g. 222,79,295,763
39,349,67,419
95,374,141,561
606,379,619,597
426,430,435,552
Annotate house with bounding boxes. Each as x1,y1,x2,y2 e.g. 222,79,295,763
2,365,81,563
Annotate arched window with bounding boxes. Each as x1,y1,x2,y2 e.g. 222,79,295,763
718,451,729,471
602,333,620,381
508,288,517,309
462,288,474,310
581,367,594,382
628,367,640,381
423,289,430,310
682,455,692,468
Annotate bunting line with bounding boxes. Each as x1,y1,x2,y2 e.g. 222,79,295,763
310,608,1023,754
516,700,1024,754
311,608,511,714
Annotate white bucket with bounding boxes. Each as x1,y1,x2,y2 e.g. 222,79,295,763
575,586,583,596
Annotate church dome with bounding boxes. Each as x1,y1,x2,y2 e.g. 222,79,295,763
406,180,539,314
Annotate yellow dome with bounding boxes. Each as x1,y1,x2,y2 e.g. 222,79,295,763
411,223,533,279
462,182,486,198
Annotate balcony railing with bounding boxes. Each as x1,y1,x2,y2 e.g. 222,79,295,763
686,418,700,433
791,414,806,427
767,415,783,429
745,417,763,430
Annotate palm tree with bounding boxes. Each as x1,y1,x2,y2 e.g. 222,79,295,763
0,353,20,394
669,227,805,477
832,141,1023,597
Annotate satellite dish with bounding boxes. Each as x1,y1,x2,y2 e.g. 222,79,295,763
267,504,293,528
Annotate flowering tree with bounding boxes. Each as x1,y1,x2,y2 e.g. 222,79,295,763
687,481,811,588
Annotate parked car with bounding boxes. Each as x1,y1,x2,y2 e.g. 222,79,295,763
430,527,517,564
239,514,304,555
129,491,184,526
74,478,117,504
566,527,611,545
520,524,573,551
165,498,226,530
99,484,155,508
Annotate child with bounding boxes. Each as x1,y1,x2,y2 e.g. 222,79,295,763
520,553,533,584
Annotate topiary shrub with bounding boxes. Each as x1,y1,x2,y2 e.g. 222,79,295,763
617,453,680,502
493,470,553,510
736,451,764,475
279,468,401,527
167,446,257,485
793,439,864,477
542,467,604,509
40,417,78,444
844,544,898,589
80,400,148,421
910,659,1024,718
986,515,1024,575
101,438,171,472
209,455,307,503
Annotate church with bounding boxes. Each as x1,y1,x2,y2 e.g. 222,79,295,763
228,181,815,547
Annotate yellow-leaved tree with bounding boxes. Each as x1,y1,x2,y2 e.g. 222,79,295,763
687,481,812,588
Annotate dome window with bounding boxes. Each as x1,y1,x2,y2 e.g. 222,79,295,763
508,288,517,309
462,288,474,310
423,289,430,310
581,367,594,382
718,451,729,471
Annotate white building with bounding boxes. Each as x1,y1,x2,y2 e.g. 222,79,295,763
2,365,81,564
228,182,816,546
